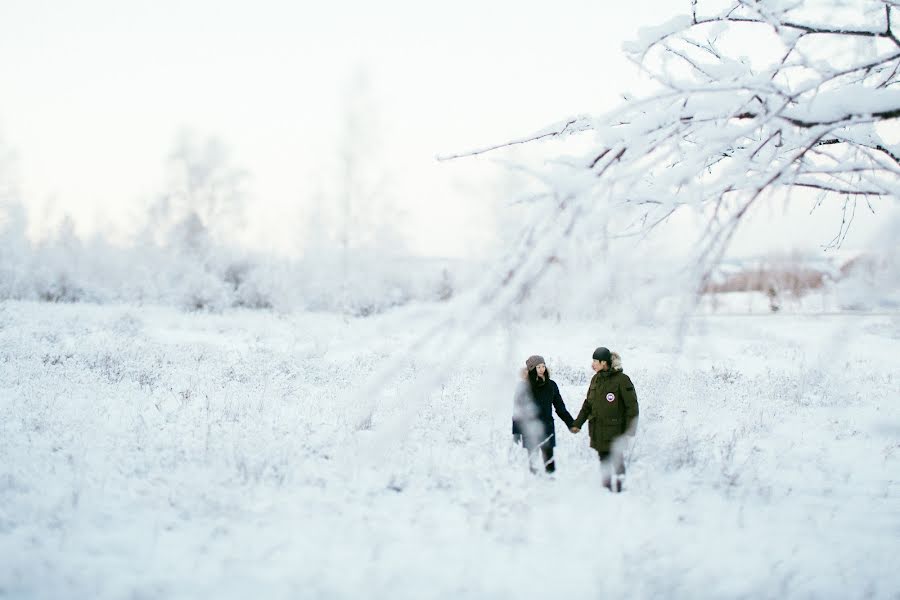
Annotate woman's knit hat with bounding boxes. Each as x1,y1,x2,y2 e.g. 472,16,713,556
525,355,545,370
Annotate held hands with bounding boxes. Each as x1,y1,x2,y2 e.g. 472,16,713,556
570,426,580,434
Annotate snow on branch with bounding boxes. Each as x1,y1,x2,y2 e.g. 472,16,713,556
435,115,594,161
441,0,899,304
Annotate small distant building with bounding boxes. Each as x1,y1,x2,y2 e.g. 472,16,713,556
701,250,892,313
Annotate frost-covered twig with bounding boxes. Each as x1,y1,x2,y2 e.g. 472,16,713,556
434,115,594,161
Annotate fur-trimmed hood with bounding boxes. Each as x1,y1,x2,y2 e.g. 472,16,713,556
610,351,622,372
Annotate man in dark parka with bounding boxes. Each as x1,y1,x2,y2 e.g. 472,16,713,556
512,355,575,473
571,347,639,491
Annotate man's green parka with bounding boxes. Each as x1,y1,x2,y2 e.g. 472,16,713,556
572,352,639,453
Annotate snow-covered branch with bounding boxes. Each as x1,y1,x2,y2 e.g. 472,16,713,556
435,115,594,161
442,0,898,306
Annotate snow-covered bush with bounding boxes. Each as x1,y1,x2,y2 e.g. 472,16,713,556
0,127,477,314
0,207,477,314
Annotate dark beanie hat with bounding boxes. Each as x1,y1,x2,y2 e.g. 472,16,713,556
525,355,545,371
592,347,612,363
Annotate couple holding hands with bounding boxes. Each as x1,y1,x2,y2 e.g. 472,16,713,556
512,347,639,492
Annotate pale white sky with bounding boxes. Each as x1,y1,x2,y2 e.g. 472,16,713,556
0,0,894,258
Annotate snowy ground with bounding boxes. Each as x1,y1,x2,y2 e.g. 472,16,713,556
1,300,898,599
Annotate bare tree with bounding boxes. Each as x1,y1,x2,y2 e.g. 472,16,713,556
149,131,250,253
441,0,899,299
0,138,31,300
329,67,408,314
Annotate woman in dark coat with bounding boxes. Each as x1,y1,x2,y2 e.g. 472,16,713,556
512,355,575,473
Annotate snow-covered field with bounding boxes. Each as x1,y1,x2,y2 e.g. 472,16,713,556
1,300,898,599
